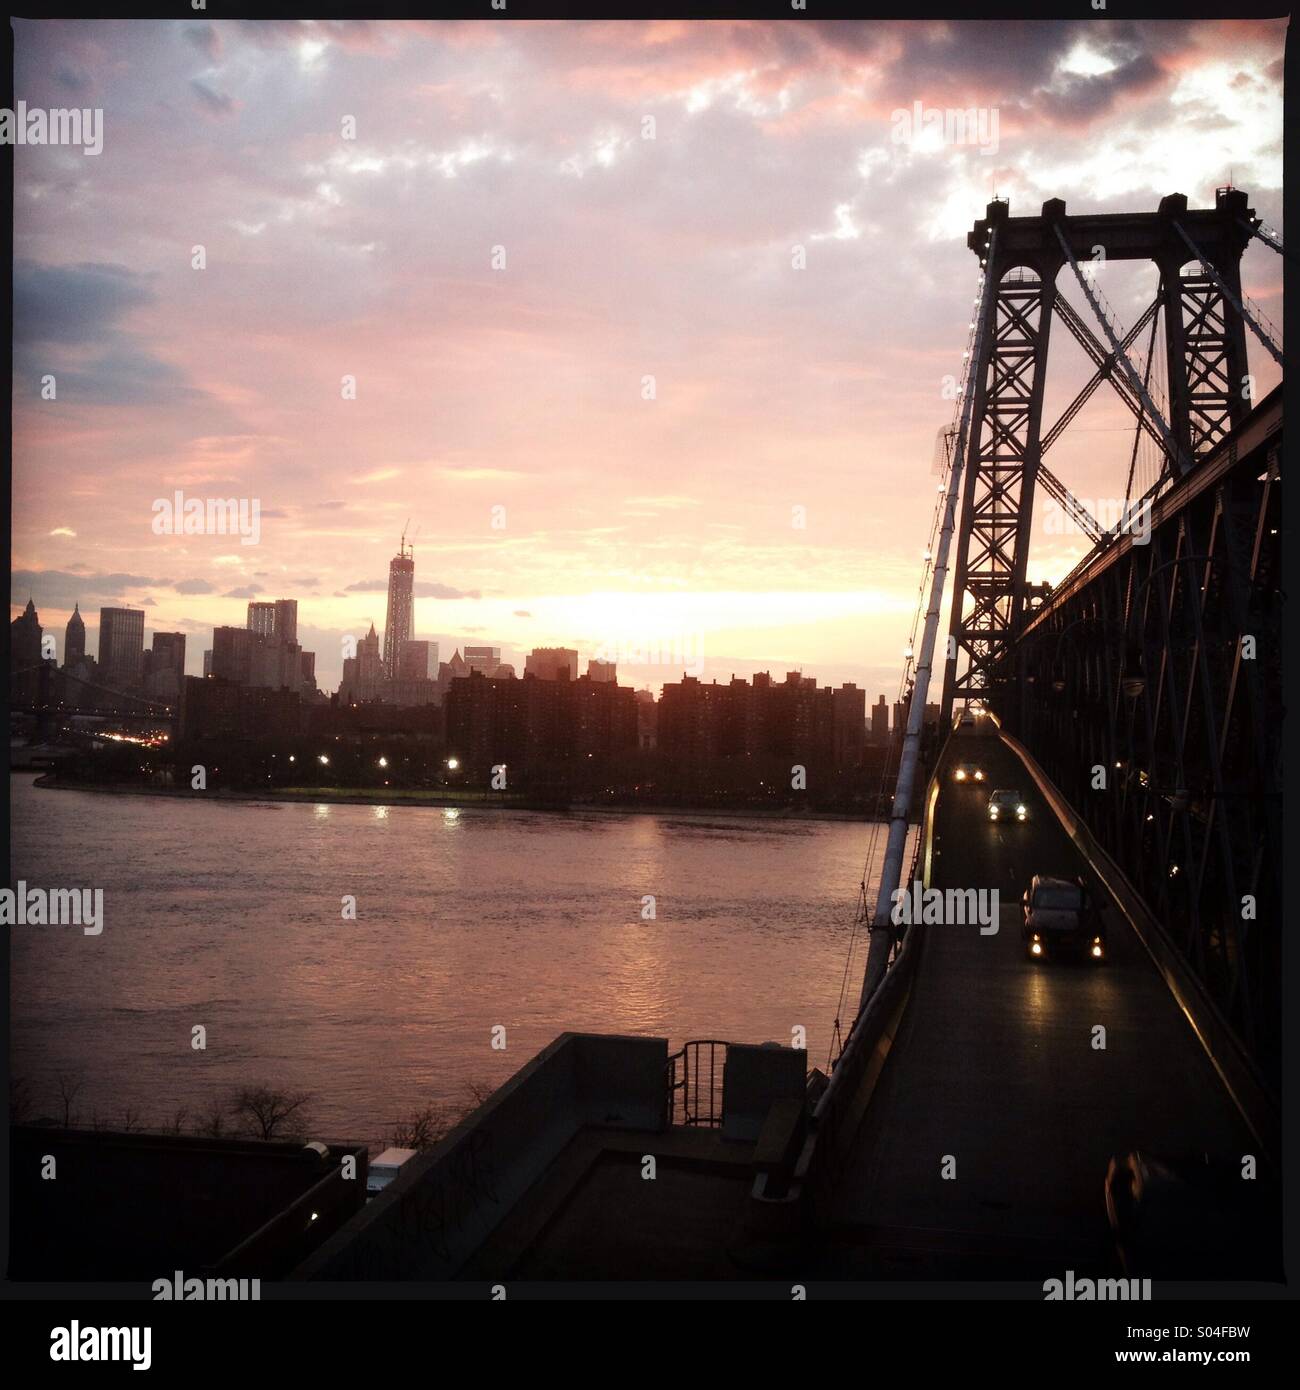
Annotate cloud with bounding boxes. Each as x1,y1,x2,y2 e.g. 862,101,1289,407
222,585,262,599
13,261,153,345
184,24,222,61
48,527,76,538
53,65,91,94
12,569,171,607
173,578,218,594
345,578,482,599
513,609,532,618
190,78,235,117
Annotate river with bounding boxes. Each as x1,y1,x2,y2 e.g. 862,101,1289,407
10,774,900,1149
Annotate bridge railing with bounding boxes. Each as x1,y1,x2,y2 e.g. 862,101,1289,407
794,742,947,1219
665,1040,728,1128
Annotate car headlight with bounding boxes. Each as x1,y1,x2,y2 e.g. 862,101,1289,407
1091,943,1104,958
989,809,998,819
1030,941,1043,956
955,770,966,780
975,771,985,781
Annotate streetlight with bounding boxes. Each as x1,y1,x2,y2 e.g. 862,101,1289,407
318,754,330,766
446,757,459,771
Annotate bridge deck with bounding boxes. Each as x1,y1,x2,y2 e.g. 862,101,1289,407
823,716,1257,1278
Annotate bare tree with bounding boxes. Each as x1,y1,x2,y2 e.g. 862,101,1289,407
231,1085,314,1141
387,1082,494,1151
387,1103,455,1151
463,1079,493,1111
195,1096,228,1139
54,1070,85,1128
166,1105,190,1136
120,1105,141,1133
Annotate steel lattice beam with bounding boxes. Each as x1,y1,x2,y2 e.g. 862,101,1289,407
941,189,1260,728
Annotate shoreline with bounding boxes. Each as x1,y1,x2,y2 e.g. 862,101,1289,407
22,772,900,825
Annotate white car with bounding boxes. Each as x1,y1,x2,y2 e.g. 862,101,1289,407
957,711,975,729
987,788,1027,822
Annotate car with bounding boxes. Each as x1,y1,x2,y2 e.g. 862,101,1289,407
987,788,1027,822
957,710,975,729
952,762,985,783
1021,873,1106,961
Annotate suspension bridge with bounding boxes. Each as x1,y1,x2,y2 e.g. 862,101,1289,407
295,187,1283,1284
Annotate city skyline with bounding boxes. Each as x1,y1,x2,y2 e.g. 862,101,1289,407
9,18,1284,698
10,567,904,711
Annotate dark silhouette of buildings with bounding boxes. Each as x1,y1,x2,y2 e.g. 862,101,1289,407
444,669,637,776
658,670,866,769
64,602,85,668
98,606,145,686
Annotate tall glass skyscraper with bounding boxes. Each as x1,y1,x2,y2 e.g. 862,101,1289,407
382,535,415,679
98,606,145,684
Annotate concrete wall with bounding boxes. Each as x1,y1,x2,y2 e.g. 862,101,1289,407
293,1033,668,1280
721,1043,808,1142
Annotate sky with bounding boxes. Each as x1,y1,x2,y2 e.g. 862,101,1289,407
9,17,1285,697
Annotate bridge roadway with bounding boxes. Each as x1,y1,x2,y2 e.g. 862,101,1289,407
821,715,1256,1278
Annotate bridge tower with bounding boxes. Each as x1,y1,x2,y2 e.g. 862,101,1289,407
940,189,1256,725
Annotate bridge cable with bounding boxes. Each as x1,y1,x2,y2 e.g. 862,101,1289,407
825,288,986,1068
1055,224,1191,478
847,225,1001,1020
1239,216,1292,263
1124,294,1163,507
1172,220,1285,369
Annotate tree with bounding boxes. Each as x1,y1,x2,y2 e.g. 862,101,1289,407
231,1085,314,1141
54,1069,85,1127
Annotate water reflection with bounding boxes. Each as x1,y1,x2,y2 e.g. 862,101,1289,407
11,775,900,1148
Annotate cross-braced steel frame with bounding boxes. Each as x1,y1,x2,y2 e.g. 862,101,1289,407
942,189,1255,726
1007,391,1282,1082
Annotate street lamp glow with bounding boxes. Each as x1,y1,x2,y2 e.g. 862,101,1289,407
447,757,460,770
378,756,388,768
318,754,329,766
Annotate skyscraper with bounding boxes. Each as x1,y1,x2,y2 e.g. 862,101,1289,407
464,645,501,675
525,648,579,681
148,632,187,701
871,695,888,744
151,632,186,673
64,603,85,668
247,601,277,638
398,639,434,680
211,626,254,684
98,607,145,685
382,535,414,680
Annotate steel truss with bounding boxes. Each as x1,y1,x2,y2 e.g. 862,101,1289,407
1007,395,1282,1082
942,191,1256,727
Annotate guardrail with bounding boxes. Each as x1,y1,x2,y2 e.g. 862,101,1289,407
666,1039,728,1127
794,741,948,1220
996,724,1280,1167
